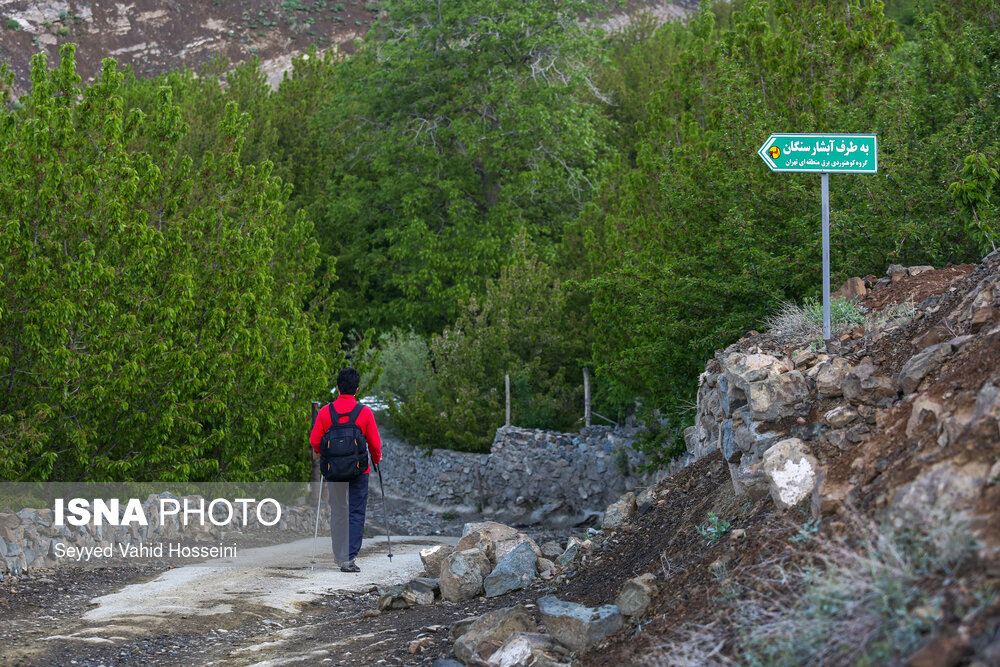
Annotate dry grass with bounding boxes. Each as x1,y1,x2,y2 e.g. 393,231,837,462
646,512,980,667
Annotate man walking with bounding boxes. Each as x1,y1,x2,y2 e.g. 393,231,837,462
310,367,382,572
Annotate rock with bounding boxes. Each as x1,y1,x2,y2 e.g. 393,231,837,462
912,322,954,351
540,540,563,559
420,545,454,578
403,577,439,606
456,530,496,564
721,353,785,393
462,521,519,542
378,584,410,611
971,305,1000,332
602,492,637,530
832,277,866,300
0,514,20,530
729,458,770,499
453,605,536,663
557,538,584,568
731,415,781,458
907,265,935,276
904,632,970,667
615,573,657,617
494,533,544,565
537,596,623,653
746,371,810,422
898,342,953,394
889,461,991,528
886,263,906,276
905,394,945,439
815,358,852,397
488,632,568,667
824,405,858,429
450,615,481,641
431,659,465,667
440,548,492,602
537,557,556,579
484,542,537,598
842,363,897,406
761,438,819,510
409,636,435,654
974,382,1000,420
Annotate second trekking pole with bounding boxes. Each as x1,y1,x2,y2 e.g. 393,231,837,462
374,464,393,561
310,477,324,570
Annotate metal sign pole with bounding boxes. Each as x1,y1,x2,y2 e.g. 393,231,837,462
821,172,831,342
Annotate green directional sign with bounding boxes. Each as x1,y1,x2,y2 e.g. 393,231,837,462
757,133,878,174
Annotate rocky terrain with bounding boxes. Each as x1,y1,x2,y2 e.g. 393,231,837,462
2,252,998,666
0,0,693,97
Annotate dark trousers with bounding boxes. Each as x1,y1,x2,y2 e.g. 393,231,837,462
328,472,369,564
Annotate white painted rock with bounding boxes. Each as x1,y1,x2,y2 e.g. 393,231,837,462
761,438,819,510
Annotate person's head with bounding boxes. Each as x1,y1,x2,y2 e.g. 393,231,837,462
336,367,361,396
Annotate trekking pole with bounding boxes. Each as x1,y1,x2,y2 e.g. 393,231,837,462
374,463,393,561
310,477,324,570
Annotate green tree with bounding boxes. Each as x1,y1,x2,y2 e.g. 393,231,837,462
303,0,612,334
0,46,340,482
395,235,589,452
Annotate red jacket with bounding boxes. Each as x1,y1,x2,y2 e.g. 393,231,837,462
310,395,381,474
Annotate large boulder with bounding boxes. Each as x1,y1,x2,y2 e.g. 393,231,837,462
897,342,953,394
453,605,537,663
455,530,496,564
761,438,819,510
538,596,623,653
615,573,658,617
602,492,637,530
420,545,454,578
440,548,492,602
462,521,519,542
484,542,537,598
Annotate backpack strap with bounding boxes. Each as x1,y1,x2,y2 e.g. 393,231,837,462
329,402,365,424
346,402,365,426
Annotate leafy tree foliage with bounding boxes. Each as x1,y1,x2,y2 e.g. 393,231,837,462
0,47,340,482
394,235,589,452
581,0,998,460
301,0,612,334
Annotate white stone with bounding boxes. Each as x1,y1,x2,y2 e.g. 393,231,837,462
761,438,818,510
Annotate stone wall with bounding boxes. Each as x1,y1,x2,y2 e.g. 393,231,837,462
380,425,662,522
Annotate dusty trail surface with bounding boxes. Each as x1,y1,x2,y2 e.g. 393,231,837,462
1,535,460,666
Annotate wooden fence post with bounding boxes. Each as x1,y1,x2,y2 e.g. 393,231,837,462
505,373,511,427
583,367,591,428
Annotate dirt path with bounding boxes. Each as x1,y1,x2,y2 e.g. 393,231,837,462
2,535,462,666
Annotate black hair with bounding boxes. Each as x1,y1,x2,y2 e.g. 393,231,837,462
337,367,361,395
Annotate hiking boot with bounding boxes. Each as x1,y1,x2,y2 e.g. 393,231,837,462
340,562,360,573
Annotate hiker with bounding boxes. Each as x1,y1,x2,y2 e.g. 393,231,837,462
310,367,382,572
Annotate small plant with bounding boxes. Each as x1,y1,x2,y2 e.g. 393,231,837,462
697,512,732,542
790,518,821,543
711,562,743,603
6,17,20,31
441,511,458,521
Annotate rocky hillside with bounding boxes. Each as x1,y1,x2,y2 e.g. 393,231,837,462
0,0,380,95
360,251,1000,665
0,0,692,96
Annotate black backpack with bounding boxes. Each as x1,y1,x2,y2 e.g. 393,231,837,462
319,403,369,482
